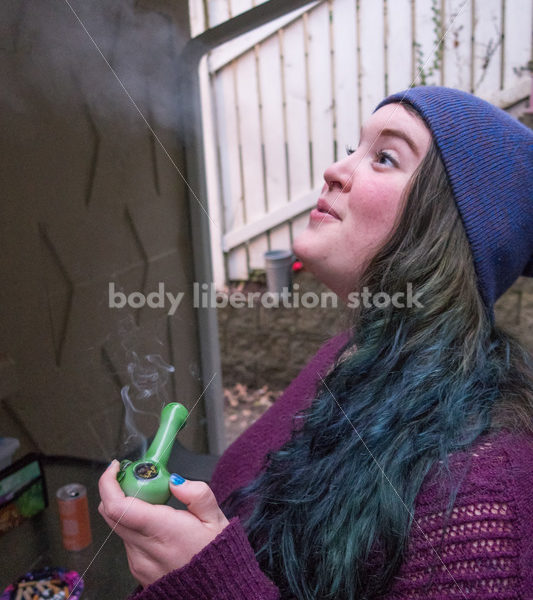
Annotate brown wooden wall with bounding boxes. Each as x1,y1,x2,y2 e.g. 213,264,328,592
0,0,210,461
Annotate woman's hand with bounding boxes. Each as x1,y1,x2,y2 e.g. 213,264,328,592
98,460,230,588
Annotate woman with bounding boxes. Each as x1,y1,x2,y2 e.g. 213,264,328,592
99,86,533,599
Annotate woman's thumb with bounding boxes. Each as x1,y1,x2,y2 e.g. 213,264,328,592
169,474,223,523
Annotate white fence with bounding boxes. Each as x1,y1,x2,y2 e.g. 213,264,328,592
189,0,533,285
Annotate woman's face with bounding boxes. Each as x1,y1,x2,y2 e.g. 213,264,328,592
293,103,431,299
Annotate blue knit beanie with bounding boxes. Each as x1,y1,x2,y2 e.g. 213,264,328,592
375,86,533,320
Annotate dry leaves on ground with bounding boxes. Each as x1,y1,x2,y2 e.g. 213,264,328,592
223,384,282,446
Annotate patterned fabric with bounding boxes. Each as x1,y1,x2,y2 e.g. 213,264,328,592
129,334,533,599
1,567,83,600
389,435,532,599
375,86,533,318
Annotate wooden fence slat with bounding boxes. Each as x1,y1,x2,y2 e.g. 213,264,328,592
283,19,313,200
258,35,289,212
331,0,359,160
189,0,206,38
207,0,230,29
443,0,472,91
387,0,414,93
291,213,312,244
472,0,503,96
227,246,249,280
307,2,335,188
230,0,256,20
192,0,308,37
208,5,320,73
213,67,244,233
413,0,444,87
359,0,386,119
248,236,270,270
200,58,226,287
269,223,292,253
502,0,533,91
235,51,265,223
223,187,321,250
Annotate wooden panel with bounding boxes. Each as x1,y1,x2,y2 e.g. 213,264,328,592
230,0,255,19
331,0,359,158
291,212,312,243
387,0,413,93
413,0,444,86
198,0,270,31
269,223,292,251
443,0,473,90
208,4,320,72
188,0,206,37
248,235,270,270
307,2,335,187
257,34,289,212
0,1,208,460
206,0,230,28
213,66,244,233
227,245,249,280
282,19,312,199
223,187,320,250
200,58,226,287
472,0,503,96
502,0,532,90
235,50,265,223
358,0,386,119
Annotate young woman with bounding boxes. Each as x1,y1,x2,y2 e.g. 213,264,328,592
99,86,533,599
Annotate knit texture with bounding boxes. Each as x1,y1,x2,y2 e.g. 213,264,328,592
127,517,280,600
375,86,533,318
128,334,533,599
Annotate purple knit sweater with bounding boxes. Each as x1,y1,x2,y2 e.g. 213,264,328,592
129,333,533,599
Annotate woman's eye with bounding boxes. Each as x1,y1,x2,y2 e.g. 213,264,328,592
375,150,397,167
345,145,398,167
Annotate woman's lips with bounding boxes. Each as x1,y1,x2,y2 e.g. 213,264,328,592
310,198,341,222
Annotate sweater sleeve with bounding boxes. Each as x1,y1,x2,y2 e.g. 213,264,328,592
126,517,280,600
125,332,351,600
387,433,533,599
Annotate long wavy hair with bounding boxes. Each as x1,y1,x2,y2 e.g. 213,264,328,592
221,105,533,599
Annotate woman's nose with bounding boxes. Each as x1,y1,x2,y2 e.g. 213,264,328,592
323,156,353,192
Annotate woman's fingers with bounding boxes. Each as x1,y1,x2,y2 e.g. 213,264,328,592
98,460,121,502
98,460,129,520
98,502,134,541
169,475,229,527
98,460,161,534
99,462,228,542
97,464,231,585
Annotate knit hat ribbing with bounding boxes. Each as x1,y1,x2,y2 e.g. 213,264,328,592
375,86,533,319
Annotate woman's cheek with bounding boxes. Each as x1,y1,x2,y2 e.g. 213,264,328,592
351,185,404,232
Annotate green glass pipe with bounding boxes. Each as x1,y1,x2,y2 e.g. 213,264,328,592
117,402,189,504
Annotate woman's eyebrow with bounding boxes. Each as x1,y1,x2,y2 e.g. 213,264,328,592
360,126,420,157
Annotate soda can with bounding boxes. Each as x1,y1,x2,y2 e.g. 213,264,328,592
56,483,92,551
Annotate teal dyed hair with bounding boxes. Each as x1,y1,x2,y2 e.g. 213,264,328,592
221,111,533,599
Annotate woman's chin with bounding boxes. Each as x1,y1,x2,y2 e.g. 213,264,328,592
293,235,332,280
292,229,316,262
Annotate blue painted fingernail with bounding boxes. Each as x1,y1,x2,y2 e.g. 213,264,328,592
170,473,186,485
